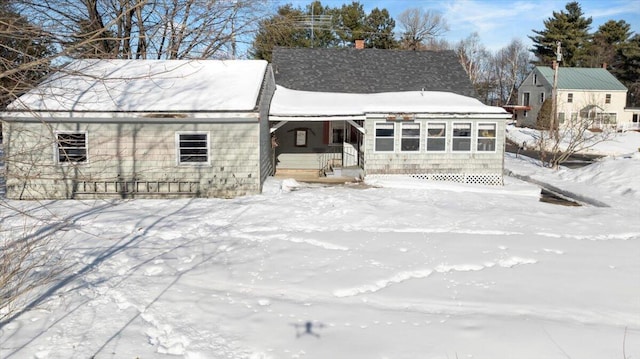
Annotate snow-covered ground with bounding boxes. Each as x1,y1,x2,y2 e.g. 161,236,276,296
506,123,640,156
0,133,639,359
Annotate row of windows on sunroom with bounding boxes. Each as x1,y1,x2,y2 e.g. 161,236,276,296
55,132,210,164
374,122,497,153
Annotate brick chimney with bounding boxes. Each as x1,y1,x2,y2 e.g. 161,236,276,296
602,62,607,69
355,39,364,49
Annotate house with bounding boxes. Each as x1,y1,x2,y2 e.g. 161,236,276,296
269,47,511,185
515,66,633,130
1,59,276,199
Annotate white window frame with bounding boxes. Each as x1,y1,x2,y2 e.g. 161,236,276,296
374,122,395,152
567,93,573,103
522,92,530,106
55,131,88,164
452,122,472,152
176,131,211,165
400,122,420,152
539,92,545,104
426,122,447,152
605,94,611,104
476,123,497,152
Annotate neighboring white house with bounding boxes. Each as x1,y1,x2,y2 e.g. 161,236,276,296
1,59,276,199
515,66,634,130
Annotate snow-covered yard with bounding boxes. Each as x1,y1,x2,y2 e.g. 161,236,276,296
0,134,639,359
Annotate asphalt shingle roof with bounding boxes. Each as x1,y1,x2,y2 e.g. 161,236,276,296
537,66,627,91
272,47,477,98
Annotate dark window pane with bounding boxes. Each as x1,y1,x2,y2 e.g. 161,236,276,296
427,138,445,151
375,138,394,151
401,138,420,151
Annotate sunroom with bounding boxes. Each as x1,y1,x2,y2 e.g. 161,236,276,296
269,86,512,185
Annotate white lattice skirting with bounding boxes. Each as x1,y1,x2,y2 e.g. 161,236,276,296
368,173,504,186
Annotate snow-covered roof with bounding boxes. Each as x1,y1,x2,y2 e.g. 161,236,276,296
269,86,510,119
8,59,268,113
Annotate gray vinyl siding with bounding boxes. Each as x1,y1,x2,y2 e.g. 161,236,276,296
4,120,262,199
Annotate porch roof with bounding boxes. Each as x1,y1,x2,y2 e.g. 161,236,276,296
269,86,510,120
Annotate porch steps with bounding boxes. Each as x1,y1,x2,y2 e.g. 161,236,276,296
274,168,362,184
325,166,364,180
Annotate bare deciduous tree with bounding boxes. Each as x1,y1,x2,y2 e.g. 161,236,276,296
397,8,448,51
492,39,532,106
535,97,616,169
455,32,492,102
16,0,266,60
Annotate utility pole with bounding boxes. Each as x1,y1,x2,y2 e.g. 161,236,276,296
551,41,561,141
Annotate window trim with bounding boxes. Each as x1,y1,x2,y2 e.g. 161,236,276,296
426,122,447,152
374,122,395,152
452,122,472,152
175,131,211,166
476,122,497,153
522,92,530,106
55,131,88,164
400,122,421,152
605,94,611,104
567,93,573,103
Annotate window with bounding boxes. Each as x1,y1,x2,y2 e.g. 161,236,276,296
329,121,344,145
477,123,496,152
605,94,611,104
533,74,537,85
400,123,420,152
558,112,565,124
177,132,209,164
567,93,573,103
539,92,545,104
56,132,87,163
452,123,471,152
295,129,307,147
523,92,530,106
633,114,639,123
426,122,446,151
375,122,394,152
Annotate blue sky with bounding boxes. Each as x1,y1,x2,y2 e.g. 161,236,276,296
270,0,640,51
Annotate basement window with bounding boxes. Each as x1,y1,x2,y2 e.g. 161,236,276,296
177,132,209,164
56,132,87,163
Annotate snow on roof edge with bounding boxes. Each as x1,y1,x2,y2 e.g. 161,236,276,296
269,85,510,118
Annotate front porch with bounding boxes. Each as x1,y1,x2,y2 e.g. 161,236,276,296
270,118,365,181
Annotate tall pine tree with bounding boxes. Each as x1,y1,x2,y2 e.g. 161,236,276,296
530,1,592,66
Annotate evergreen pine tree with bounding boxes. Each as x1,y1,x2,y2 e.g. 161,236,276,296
529,1,592,66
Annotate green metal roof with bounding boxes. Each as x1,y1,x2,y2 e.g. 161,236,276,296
537,66,627,91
